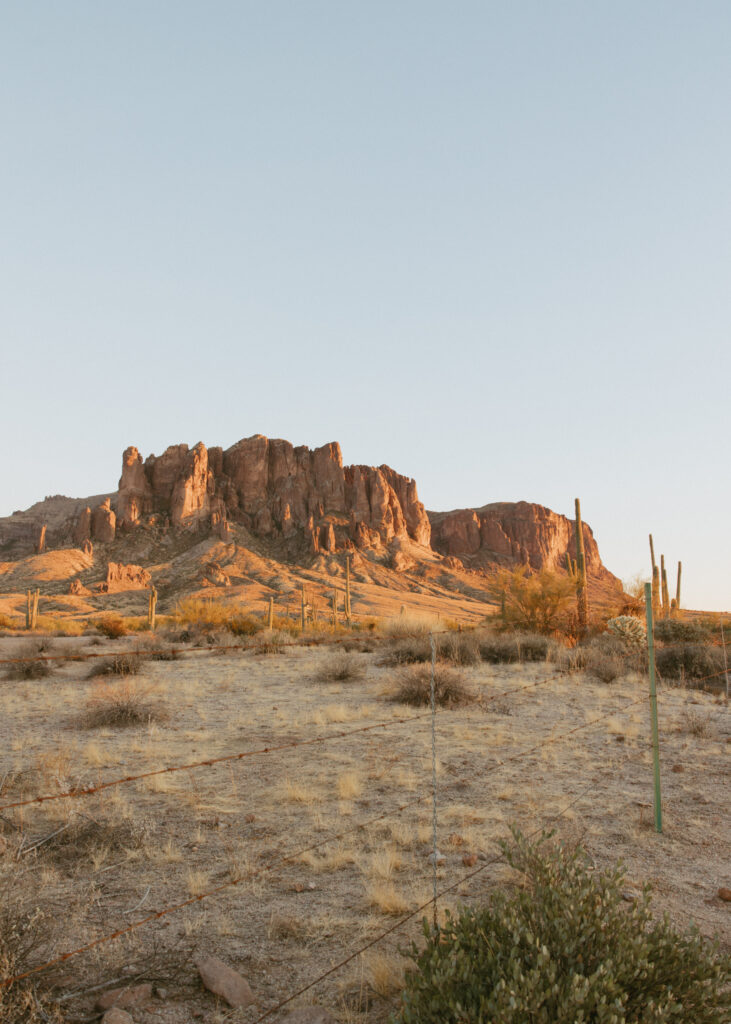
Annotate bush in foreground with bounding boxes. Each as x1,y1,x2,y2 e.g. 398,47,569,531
3,641,54,681
478,631,553,664
395,829,730,1024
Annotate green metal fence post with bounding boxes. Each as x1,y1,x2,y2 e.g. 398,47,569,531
644,582,662,833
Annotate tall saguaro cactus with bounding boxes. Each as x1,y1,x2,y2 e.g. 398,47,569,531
26,589,39,630
574,498,589,629
300,584,306,631
660,554,669,618
37,524,47,555
675,562,682,612
147,587,157,631
344,554,352,626
649,535,660,620
268,597,274,631
331,589,338,630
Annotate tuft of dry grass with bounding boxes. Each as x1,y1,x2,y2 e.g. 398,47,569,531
0,879,64,1023
320,651,366,682
337,771,363,799
365,881,410,915
81,679,165,728
3,641,54,681
381,613,441,638
390,664,476,708
87,653,144,678
680,707,713,738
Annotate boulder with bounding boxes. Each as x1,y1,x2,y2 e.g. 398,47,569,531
195,955,254,1008
91,499,116,543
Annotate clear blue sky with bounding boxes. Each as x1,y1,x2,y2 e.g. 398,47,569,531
1,3,729,610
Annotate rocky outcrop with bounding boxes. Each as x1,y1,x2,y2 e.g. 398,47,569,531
98,562,152,592
113,435,430,553
90,499,116,543
429,501,617,581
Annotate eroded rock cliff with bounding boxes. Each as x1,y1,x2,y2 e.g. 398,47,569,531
429,501,616,581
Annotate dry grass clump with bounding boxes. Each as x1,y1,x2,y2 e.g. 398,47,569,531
96,613,128,639
30,816,150,867
320,651,366,682
253,629,289,655
680,708,714,739
381,613,441,638
437,631,480,666
378,637,431,666
0,880,65,1023
87,652,144,678
390,664,476,708
81,679,164,728
3,641,54,681
0,612,20,632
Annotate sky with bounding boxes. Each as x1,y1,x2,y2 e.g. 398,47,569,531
1,3,729,610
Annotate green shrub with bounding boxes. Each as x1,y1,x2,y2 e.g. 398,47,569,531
654,619,710,643
479,631,552,664
395,829,730,1024
655,643,724,684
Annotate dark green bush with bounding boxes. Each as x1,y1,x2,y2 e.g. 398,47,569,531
655,643,724,683
395,830,730,1024
654,619,709,643
479,631,552,664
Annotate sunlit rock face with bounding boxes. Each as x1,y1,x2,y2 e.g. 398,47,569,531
428,501,617,581
114,434,431,552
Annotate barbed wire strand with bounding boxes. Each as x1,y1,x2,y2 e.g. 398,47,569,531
0,671,566,813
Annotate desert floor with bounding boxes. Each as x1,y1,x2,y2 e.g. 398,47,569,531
0,634,728,1023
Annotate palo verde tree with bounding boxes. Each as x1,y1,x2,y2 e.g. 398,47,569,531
490,566,578,634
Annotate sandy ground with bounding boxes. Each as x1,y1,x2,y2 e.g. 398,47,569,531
0,634,728,1022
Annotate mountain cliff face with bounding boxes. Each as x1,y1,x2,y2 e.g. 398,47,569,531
110,435,431,554
0,436,619,589
429,501,616,581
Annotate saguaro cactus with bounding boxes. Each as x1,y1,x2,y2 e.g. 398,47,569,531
26,589,39,630
268,597,274,630
675,561,682,612
574,498,589,629
660,555,669,618
649,534,660,620
344,554,352,626
147,587,157,631
300,585,306,631
331,589,338,630
37,524,47,555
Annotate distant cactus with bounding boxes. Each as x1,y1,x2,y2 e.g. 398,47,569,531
607,615,646,649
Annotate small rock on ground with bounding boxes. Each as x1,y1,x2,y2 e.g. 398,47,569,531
718,887,731,902
96,983,153,1011
196,954,255,1008
102,1010,134,1024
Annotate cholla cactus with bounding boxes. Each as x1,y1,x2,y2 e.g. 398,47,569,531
607,615,646,649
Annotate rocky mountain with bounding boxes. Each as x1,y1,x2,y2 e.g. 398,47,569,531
429,501,616,581
0,435,623,614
